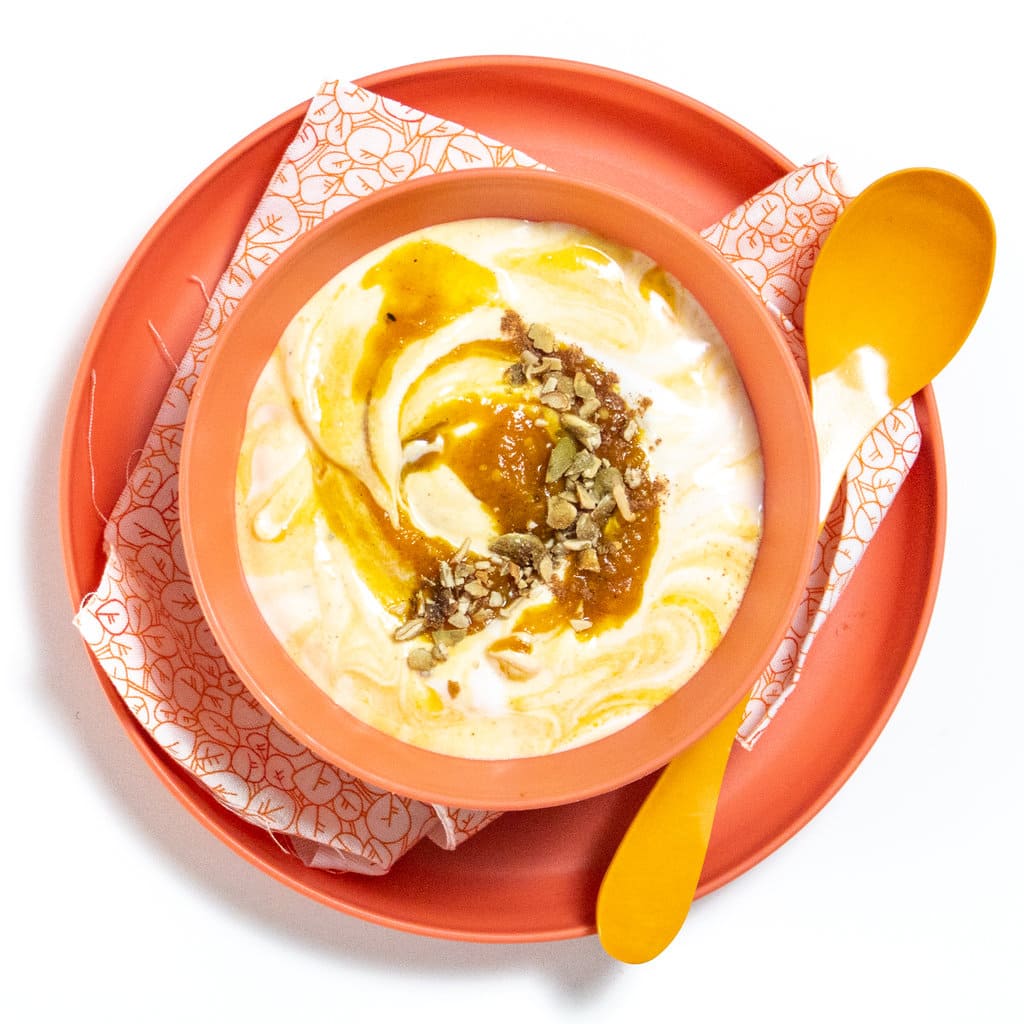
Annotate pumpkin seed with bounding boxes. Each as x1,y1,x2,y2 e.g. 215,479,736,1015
394,618,426,641
490,532,546,566
527,322,556,352
407,648,435,671
561,413,602,450
547,495,578,531
546,433,578,482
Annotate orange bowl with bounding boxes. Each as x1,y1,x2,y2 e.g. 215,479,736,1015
180,168,819,811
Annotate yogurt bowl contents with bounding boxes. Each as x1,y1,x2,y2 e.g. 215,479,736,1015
236,217,764,758
180,169,819,810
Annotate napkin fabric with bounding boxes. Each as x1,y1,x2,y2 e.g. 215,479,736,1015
74,80,918,874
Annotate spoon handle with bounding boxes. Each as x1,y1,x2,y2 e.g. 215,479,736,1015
596,698,747,963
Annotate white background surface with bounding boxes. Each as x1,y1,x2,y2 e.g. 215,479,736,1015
6,2,1021,1020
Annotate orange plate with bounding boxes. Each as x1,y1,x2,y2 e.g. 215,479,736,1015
180,169,819,811
59,56,945,941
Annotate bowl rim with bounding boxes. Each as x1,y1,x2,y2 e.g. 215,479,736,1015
180,167,820,811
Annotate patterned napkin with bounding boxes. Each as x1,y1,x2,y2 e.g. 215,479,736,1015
73,80,918,874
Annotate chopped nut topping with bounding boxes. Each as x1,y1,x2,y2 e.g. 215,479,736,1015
504,362,527,386
546,495,578,531
612,482,636,522
407,648,435,672
393,312,661,671
575,482,597,509
575,512,600,544
490,532,545,566
561,413,602,451
546,434,578,482
488,648,541,679
527,322,556,352
540,390,572,411
394,618,426,641
538,553,555,583
573,372,596,400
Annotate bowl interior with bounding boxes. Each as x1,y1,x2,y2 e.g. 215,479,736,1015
180,168,819,811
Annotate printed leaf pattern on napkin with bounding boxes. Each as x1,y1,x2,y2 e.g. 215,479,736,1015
700,160,920,746
75,81,918,875
75,81,536,874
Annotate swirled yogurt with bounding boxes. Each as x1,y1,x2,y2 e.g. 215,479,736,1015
236,218,764,758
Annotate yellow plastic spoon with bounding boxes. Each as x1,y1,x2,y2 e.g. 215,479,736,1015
596,168,996,964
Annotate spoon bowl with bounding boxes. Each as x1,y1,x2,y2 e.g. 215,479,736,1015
808,168,996,520
596,167,996,964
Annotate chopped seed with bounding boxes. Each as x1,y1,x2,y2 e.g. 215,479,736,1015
594,465,624,499
546,495,578,531
540,374,558,394
623,418,639,442
490,532,546,567
488,590,505,608
592,494,618,528
527,322,556,352
394,618,426,641
573,372,596,400
504,362,527,386
488,648,541,679
438,561,455,588
578,547,601,573
447,612,472,629
463,580,489,598
624,467,644,489
578,397,602,420
573,452,602,479
538,553,554,583
407,648,435,671
562,537,592,551
561,413,602,450
546,433,578,482
433,628,467,648
570,618,593,632
612,482,636,522
575,483,597,509
575,512,600,543
540,391,571,411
